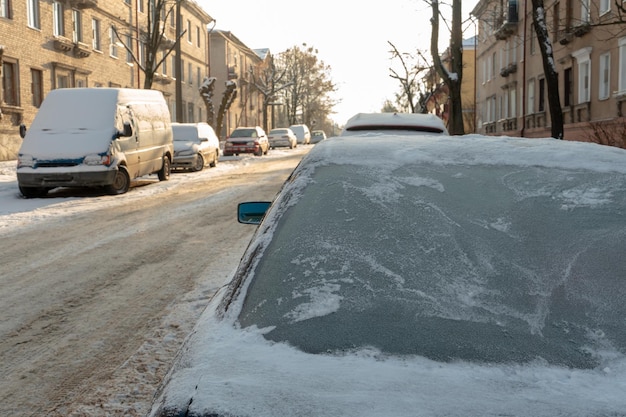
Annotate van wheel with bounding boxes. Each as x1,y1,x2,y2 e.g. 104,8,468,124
210,150,218,168
19,186,49,198
158,156,171,181
193,154,204,172
106,167,130,195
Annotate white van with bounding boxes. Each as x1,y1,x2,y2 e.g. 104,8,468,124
17,88,173,197
288,124,311,145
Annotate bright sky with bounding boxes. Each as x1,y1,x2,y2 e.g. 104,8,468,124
195,0,478,125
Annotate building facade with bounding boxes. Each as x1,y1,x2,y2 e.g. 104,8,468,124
208,30,268,138
0,0,213,160
472,0,626,146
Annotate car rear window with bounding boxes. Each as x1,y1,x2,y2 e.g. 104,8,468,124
230,128,256,138
238,161,626,368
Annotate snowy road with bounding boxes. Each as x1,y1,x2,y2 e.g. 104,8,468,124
0,147,309,416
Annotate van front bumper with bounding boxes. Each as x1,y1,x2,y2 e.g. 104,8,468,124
17,169,118,188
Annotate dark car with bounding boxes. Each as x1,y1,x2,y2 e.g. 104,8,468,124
223,126,269,156
149,135,626,417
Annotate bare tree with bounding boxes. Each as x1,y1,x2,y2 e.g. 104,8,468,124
199,76,217,126
531,0,563,139
388,42,432,113
215,81,237,138
249,57,293,132
430,0,465,135
276,44,336,127
112,0,186,89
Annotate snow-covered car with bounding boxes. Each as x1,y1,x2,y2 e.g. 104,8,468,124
171,123,220,172
223,126,269,156
268,127,297,149
149,134,626,417
288,124,311,144
310,129,327,143
341,112,449,136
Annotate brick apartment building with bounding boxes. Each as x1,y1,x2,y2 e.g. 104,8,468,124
0,0,269,161
472,0,626,146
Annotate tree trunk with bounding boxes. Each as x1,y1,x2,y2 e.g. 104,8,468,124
430,0,465,135
531,0,564,139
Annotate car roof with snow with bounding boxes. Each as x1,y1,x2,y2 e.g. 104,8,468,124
341,112,449,136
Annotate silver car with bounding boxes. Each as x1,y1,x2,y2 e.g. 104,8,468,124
171,123,220,172
268,127,297,149
150,135,626,417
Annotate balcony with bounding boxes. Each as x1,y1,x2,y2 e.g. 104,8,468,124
499,63,518,77
68,0,97,9
73,42,91,58
53,37,74,52
573,23,591,37
494,1,519,40
558,29,573,45
227,66,238,80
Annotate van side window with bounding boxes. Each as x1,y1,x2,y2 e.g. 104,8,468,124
117,107,134,136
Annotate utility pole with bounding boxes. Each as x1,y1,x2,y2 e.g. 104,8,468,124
175,0,183,122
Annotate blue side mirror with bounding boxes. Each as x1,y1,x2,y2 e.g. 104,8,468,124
237,201,271,225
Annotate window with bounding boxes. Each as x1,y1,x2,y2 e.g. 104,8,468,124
599,52,610,100
109,27,118,58
27,0,40,29
564,67,573,106
538,78,545,112
619,38,626,93
187,102,195,122
31,68,43,107
528,79,535,114
171,55,176,78
600,0,610,15
138,0,144,13
187,19,192,43
125,34,133,64
139,42,146,67
510,88,517,117
1,0,12,19
53,1,64,36
2,59,19,106
196,26,201,46
161,51,168,75
581,0,590,23
197,66,201,86
530,25,536,55
188,62,192,84
72,9,83,43
181,59,185,82
572,47,591,103
92,18,101,51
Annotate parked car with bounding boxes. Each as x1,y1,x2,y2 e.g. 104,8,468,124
149,135,626,417
17,88,173,197
171,123,220,172
223,126,269,156
341,112,449,136
288,124,311,144
268,127,297,149
310,129,327,143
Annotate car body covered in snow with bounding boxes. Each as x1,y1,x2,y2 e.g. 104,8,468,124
341,112,449,136
171,123,220,171
149,134,626,417
17,88,173,197
268,127,297,149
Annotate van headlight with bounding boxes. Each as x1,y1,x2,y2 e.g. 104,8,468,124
17,154,34,168
84,154,110,166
